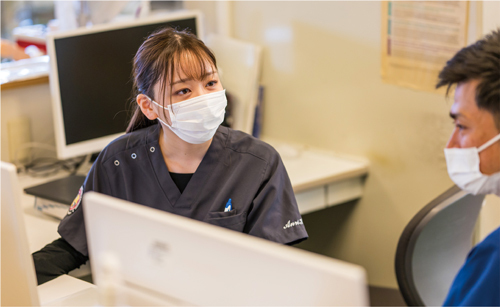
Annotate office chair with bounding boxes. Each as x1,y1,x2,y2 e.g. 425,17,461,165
395,185,485,306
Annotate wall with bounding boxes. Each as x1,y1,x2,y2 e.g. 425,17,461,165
2,1,497,289
229,1,457,288
227,1,500,288
477,0,500,241
183,1,218,38
1,84,55,162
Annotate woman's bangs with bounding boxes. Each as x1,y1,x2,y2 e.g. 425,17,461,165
172,49,217,83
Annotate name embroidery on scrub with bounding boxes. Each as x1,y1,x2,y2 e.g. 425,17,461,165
283,218,303,230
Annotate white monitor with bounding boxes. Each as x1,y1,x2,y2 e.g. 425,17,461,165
1,161,40,306
46,11,202,160
1,162,98,306
83,192,369,306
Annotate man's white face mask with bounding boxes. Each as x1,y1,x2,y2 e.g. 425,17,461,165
444,133,500,196
146,90,227,144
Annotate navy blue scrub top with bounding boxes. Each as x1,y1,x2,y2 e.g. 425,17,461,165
443,227,500,306
58,124,308,256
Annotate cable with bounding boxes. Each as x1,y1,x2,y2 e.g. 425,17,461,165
12,142,87,177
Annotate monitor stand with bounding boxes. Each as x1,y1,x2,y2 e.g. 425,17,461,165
74,153,97,176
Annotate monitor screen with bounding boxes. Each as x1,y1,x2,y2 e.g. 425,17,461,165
47,11,201,159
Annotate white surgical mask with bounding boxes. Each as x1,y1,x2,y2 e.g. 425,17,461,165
147,90,227,144
444,133,500,196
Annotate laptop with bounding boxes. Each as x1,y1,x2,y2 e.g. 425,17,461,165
1,161,97,306
84,191,370,306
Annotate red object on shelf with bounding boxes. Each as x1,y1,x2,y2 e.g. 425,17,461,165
13,25,47,54
15,39,47,53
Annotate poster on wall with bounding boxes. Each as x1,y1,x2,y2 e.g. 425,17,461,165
381,1,469,93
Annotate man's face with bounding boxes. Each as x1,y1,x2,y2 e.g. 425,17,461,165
446,79,500,175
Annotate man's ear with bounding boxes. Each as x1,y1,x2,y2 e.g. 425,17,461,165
136,94,158,120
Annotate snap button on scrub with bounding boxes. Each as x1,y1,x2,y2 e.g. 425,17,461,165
114,160,120,166
131,153,137,159
150,147,155,153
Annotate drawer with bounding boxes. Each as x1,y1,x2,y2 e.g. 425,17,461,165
295,187,325,214
326,177,363,206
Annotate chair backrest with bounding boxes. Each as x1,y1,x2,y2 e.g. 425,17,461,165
395,185,484,306
205,34,262,134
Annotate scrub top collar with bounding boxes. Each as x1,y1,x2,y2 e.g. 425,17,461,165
146,123,227,209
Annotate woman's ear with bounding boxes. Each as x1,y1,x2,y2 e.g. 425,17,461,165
136,94,158,120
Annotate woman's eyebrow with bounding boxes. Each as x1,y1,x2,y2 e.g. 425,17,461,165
172,71,216,85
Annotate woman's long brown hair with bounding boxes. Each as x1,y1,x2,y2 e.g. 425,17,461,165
126,27,217,133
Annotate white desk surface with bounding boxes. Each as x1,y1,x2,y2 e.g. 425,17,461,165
15,174,97,306
38,275,97,306
19,171,92,278
271,141,369,193
20,171,69,253
263,138,369,214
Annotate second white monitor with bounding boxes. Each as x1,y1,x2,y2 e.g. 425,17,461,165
83,192,369,306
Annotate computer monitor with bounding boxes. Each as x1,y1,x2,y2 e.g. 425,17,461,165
83,192,369,306
46,11,202,160
1,162,99,306
1,161,40,306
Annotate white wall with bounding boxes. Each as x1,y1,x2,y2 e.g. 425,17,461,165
226,1,500,288
1,84,55,162
478,0,500,241
228,1,457,288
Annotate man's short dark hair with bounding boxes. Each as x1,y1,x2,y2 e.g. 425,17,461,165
436,29,500,128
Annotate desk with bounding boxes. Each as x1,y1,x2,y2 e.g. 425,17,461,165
19,171,91,277
17,141,368,305
20,172,68,252
0,56,49,90
265,138,369,214
14,172,97,306
20,141,368,259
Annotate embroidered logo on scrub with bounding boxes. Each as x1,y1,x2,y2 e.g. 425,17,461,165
283,218,303,230
68,186,83,215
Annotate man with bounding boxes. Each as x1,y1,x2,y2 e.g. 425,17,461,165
436,29,500,306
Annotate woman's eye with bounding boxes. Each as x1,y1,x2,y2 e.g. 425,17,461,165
177,88,190,95
206,80,217,87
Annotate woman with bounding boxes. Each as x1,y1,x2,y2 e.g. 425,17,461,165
33,27,308,284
